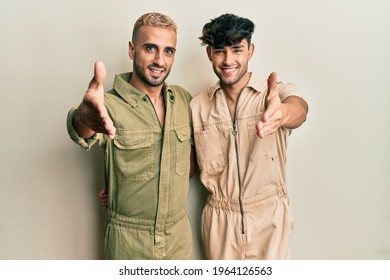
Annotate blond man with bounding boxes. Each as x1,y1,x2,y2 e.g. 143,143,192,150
67,12,195,259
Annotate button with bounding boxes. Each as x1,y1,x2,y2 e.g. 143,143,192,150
169,95,175,102
142,96,147,102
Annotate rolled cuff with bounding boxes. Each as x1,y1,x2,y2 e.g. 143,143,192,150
66,106,98,151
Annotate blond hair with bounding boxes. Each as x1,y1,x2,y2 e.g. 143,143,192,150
132,12,177,41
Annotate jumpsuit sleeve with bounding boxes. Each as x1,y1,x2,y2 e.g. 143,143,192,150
277,83,304,135
66,106,103,151
277,83,301,101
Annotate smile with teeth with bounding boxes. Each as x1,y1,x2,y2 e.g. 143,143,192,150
221,67,237,74
149,67,165,74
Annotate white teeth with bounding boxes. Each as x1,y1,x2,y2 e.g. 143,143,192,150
222,68,235,73
150,67,163,74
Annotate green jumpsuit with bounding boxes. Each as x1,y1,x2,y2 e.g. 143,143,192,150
67,72,193,259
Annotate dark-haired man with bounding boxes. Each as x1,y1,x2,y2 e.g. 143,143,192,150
190,13,308,259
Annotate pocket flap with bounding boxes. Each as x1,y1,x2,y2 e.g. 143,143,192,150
175,126,191,142
113,132,152,149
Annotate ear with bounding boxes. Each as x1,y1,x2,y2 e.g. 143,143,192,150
248,43,254,59
206,46,212,62
128,41,135,60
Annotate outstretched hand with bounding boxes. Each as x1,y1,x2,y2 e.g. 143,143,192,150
77,61,116,139
256,72,284,138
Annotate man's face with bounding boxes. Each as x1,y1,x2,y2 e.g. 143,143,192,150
129,26,177,87
207,39,254,86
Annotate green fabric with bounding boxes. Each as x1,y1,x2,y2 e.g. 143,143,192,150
67,72,193,259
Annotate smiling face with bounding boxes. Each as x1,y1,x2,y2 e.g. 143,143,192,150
129,25,177,88
207,39,254,87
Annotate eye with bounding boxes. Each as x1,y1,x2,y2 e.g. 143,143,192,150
145,45,156,52
166,48,175,55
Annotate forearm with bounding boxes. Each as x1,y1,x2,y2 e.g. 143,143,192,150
281,96,309,129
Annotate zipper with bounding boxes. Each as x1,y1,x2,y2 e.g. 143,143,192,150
143,93,165,244
222,92,245,235
233,108,245,235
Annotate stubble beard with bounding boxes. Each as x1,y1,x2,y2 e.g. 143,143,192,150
133,59,170,87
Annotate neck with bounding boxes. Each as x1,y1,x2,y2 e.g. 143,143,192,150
221,71,251,104
129,73,164,100
129,73,166,127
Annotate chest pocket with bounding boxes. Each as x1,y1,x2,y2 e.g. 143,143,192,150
174,125,191,176
113,131,154,181
194,127,228,174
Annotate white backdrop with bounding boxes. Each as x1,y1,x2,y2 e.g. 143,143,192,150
0,0,389,259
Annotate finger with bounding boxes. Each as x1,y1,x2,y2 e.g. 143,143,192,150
260,121,278,136
256,121,264,138
257,120,277,138
95,101,109,120
107,127,116,140
86,102,116,138
262,99,278,124
99,109,116,138
98,191,105,199
88,61,106,90
257,108,281,138
105,125,116,139
88,98,111,126
92,101,114,130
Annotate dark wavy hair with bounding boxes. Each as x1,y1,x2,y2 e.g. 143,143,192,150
199,13,255,48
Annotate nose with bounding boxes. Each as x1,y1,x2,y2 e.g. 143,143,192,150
223,51,233,65
153,51,164,66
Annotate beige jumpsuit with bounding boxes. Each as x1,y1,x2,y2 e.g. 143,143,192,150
190,74,298,260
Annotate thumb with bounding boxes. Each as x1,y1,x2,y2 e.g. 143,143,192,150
88,61,106,90
263,72,278,122
266,72,277,96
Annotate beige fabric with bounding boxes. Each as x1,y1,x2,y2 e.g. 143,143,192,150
191,74,298,259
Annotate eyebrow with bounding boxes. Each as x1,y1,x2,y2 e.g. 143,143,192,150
231,44,245,49
213,44,245,50
143,43,158,49
143,43,176,52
